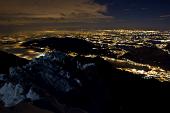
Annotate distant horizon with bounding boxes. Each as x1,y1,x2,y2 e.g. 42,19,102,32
0,23,169,34
0,25,170,34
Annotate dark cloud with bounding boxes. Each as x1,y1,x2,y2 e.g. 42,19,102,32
0,0,108,18
0,0,170,30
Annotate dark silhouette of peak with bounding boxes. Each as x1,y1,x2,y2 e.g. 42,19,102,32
21,37,96,54
122,46,170,70
0,51,28,74
21,37,116,57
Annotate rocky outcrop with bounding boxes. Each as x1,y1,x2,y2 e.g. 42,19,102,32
0,83,25,107
0,51,97,108
0,50,170,113
0,51,28,74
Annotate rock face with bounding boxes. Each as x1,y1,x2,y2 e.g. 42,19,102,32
0,50,170,113
0,83,25,107
26,88,40,101
0,51,96,108
0,51,28,74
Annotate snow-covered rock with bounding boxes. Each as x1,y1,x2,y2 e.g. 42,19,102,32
0,83,25,107
0,50,97,107
0,74,6,81
81,63,96,70
26,88,40,101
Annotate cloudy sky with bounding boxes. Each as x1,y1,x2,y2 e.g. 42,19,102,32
0,0,170,30
0,0,108,18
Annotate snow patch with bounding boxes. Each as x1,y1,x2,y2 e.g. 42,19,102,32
0,74,6,81
82,63,96,70
0,83,25,107
26,88,40,101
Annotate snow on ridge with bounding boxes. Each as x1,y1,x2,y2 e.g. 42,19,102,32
0,50,97,107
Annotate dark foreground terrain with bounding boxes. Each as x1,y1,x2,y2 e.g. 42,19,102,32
0,37,170,113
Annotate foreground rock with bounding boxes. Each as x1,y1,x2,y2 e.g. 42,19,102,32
0,51,170,112
0,103,54,113
0,51,28,74
0,83,25,107
0,51,99,110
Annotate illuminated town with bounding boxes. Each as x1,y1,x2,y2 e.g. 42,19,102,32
0,29,170,82
1,0,170,112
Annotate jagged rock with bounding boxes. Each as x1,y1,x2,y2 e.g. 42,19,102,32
0,83,25,107
0,83,41,107
26,88,40,101
0,50,170,113
0,74,7,81
0,50,97,108
0,51,28,74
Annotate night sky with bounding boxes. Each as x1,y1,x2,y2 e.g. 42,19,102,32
0,0,170,30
